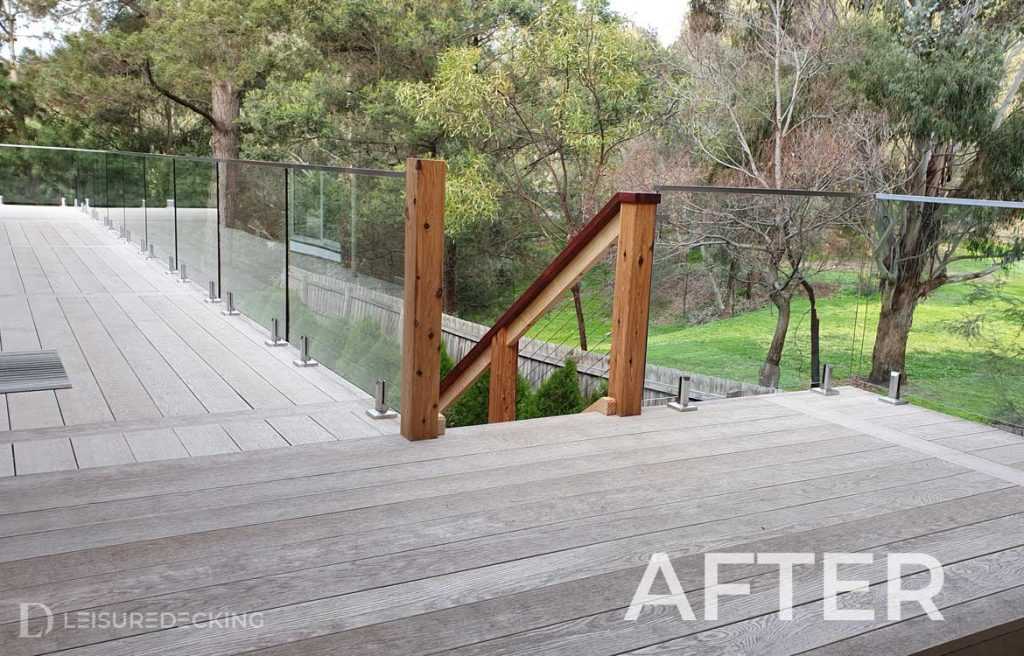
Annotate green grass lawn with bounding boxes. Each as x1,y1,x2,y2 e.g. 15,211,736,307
528,263,1024,427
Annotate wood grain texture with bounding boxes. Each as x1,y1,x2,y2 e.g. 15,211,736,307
400,158,446,439
487,327,518,423
608,200,658,416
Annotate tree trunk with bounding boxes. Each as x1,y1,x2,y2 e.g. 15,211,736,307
801,279,820,387
211,80,243,232
869,277,920,384
702,246,725,313
4,9,16,82
681,260,690,321
868,198,937,384
759,293,790,388
571,282,588,351
725,257,737,316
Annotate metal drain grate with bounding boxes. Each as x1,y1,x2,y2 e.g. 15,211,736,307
0,350,72,393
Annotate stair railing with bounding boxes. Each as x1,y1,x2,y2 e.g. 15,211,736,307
431,192,661,433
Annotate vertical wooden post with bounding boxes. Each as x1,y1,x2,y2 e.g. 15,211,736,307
400,158,446,440
488,327,518,422
607,198,659,417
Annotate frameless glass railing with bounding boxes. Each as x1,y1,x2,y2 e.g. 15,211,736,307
286,167,406,406
651,185,1024,430
873,194,1024,430
0,143,407,403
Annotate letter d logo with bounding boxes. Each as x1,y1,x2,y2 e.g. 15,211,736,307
19,603,53,638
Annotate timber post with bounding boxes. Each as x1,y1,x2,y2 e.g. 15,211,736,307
606,196,659,416
400,158,446,440
487,326,519,422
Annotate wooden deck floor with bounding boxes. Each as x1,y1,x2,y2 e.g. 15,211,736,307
0,387,1022,654
0,205,398,475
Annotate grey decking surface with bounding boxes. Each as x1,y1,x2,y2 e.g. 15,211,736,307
0,205,397,474
0,387,1022,654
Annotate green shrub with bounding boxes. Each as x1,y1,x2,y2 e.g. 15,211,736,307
446,372,491,427
533,358,585,417
441,341,540,427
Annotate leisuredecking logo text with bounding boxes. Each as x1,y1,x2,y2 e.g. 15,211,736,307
18,604,264,638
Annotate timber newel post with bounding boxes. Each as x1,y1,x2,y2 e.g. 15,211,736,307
606,197,659,417
487,326,518,423
400,158,446,440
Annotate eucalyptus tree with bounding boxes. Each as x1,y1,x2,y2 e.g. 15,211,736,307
395,0,671,348
847,0,1024,383
674,0,868,387
1,0,58,80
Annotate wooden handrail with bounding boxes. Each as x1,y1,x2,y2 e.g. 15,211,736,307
439,191,661,415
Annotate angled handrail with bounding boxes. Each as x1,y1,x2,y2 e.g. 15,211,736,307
439,191,661,417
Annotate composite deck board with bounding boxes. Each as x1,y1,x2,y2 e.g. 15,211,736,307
174,424,240,457
17,482,1019,656
0,295,63,430
0,403,859,523
124,428,190,463
0,245,24,295
0,471,1008,653
0,459,989,633
85,295,207,417
24,226,79,294
65,242,133,293
0,408,831,522
112,294,250,414
170,293,364,403
26,295,115,426
90,242,157,293
141,295,294,410
57,296,161,421
48,244,107,294
0,389,1020,653
2,208,1022,653
4,221,28,247
0,425,879,562
10,245,51,294
620,547,1024,656
966,442,1024,465
797,585,1024,655
299,509,1024,656
221,420,289,451
0,440,908,588
770,393,1024,486
161,293,335,406
933,430,1021,452
0,435,896,572
0,204,372,460
266,414,337,444
309,405,395,439
70,433,135,469
12,438,77,475
0,398,371,446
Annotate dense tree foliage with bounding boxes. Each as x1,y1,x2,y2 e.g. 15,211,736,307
846,0,1024,381
5,0,1023,406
